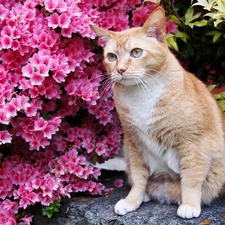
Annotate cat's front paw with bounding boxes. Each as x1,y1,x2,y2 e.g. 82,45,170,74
177,204,201,219
114,199,138,215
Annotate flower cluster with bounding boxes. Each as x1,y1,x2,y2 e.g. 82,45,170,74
0,0,177,224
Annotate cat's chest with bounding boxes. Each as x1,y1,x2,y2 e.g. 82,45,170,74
115,84,164,129
114,84,180,175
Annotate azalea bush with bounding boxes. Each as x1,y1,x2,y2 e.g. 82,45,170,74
0,0,179,224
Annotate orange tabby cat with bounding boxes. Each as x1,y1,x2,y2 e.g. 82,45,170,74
90,7,225,219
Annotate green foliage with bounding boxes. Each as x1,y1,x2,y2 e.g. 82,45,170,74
192,0,225,27
208,85,225,113
162,0,225,86
42,200,61,219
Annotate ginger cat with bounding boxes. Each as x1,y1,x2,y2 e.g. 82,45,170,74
90,7,225,219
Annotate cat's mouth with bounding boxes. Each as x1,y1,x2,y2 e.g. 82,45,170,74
112,74,139,86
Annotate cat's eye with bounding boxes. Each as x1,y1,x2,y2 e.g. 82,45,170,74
107,53,117,62
131,48,143,58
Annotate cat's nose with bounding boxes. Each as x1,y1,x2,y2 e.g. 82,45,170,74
117,68,127,75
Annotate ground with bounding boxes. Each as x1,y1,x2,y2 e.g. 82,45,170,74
31,171,225,225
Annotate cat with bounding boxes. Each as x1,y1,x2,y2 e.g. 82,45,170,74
90,6,225,219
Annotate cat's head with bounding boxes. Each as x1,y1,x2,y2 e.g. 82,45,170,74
90,7,169,86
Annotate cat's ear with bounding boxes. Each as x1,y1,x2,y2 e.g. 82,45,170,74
90,25,113,44
142,7,166,43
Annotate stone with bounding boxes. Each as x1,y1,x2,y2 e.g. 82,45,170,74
31,171,225,225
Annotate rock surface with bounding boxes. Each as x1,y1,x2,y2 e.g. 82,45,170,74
32,171,225,225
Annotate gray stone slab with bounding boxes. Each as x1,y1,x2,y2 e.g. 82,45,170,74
31,171,225,225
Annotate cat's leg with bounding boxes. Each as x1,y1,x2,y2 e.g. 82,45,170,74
114,139,149,215
177,143,210,219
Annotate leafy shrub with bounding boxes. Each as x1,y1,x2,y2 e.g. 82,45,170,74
209,85,225,113
162,0,225,86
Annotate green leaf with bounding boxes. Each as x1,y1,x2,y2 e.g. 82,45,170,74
175,31,189,43
44,10,51,16
213,94,223,100
185,7,201,24
166,35,179,51
218,100,225,112
213,32,222,42
208,84,217,91
220,92,225,98
92,152,98,165
47,212,53,219
169,15,182,26
54,208,60,213
187,19,208,28
42,200,61,219
216,44,225,58
206,31,222,43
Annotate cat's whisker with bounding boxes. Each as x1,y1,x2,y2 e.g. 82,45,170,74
140,75,159,93
98,76,114,105
132,76,144,95
136,78,149,99
100,81,112,98
142,73,165,90
133,75,149,91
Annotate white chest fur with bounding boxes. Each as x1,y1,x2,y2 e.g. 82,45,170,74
115,81,180,175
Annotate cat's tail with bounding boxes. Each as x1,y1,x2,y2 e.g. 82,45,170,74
145,173,182,205
218,184,225,198
146,172,225,205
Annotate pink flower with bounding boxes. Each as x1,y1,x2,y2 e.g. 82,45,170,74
34,117,48,131
86,181,96,192
44,0,59,12
30,136,50,150
0,4,8,20
59,13,70,28
0,130,12,144
44,0,67,13
43,121,60,139
132,3,158,27
20,216,33,225
15,187,39,209
1,36,12,49
5,102,17,118
0,161,11,179
24,98,42,117
11,40,20,50
3,199,18,214
47,13,59,29
38,64,49,77
22,64,34,78
114,179,124,188
104,187,114,193
10,95,30,112
166,18,178,33
0,179,13,199
30,72,45,85
95,143,106,156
